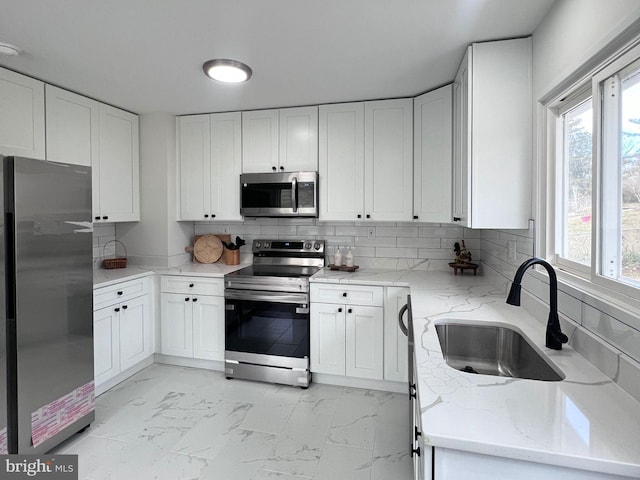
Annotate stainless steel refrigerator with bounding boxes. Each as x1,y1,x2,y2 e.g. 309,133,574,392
0,156,94,454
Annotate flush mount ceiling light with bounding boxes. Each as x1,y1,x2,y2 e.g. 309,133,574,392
0,42,21,56
202,59,252,84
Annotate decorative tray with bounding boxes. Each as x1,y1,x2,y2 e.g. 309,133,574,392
328,264,360,272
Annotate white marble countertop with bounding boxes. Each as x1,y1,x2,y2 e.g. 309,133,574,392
312,267,640,477
93,262,250,288
93,266,155,289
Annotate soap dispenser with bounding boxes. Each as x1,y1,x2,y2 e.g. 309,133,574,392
345,247,354,268
334,246,342,267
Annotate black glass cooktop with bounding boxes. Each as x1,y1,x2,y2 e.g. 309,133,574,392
227,265,321,279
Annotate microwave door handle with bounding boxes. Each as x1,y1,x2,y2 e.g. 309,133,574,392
291,177,298,212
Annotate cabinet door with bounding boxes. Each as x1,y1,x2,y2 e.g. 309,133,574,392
45,85,98,167
178,114,211,221
310,303,346,375
279,106,318,171
413,86,453,223
318,103,365,221
384,287,409,382
242,109,279,173
210,112,243,221
0,68,45,159
160,293,193,357
345,305,383,380
97,104,140,222
452,48,471,227
364,99,413,221
119,295,152,371
192,295,225,361
93,305,120,387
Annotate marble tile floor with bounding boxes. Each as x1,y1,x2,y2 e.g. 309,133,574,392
53,364,413,480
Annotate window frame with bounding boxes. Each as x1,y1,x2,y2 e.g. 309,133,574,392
544,40,640,308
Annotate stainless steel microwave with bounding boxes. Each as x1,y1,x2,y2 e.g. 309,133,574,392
240,171,318,217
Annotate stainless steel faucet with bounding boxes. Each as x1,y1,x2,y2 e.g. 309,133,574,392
506,258,568,350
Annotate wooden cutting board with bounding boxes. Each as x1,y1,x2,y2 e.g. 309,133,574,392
185,234,231,263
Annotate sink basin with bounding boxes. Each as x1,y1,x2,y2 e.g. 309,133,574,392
435,321,564,381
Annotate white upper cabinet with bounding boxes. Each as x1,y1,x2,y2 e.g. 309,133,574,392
452,37,532,229
319,102,365,220
46,85,139,222
278,106,318,171
177,112,242,221
413,85,453,223
46,85,97,166
320,99,412,221
242,109,279,173
364,99,413,221
242,106,318,173
95,103,140,222
0,67,45,159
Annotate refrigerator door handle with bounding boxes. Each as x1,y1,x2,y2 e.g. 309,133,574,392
398,303,408,336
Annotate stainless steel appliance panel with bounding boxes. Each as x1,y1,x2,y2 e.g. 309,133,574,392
0,162,5,454
9,157,94,453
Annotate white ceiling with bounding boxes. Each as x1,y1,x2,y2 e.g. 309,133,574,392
0,0,556,115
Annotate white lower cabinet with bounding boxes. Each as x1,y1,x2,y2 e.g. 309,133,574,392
93,278,152,392
159,276,225,361
310,283,384,380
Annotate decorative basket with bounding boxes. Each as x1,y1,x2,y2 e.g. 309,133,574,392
102,240,127,269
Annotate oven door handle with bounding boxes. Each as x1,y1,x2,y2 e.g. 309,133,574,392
225,289,309,305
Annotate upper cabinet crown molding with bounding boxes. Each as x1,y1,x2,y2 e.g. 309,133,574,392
0,67,45,159
452,37,532,229
242,106,318,173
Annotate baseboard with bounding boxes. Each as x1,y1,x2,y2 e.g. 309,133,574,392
312,372,406,393
95,356,155,396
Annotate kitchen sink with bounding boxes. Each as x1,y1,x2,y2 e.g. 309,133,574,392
435,321,564,381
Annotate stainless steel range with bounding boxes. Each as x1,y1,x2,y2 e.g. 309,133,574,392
224,239,325,387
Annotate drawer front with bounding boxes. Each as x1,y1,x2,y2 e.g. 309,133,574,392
161,275,224,296
310,283,383,306
94,277,150,309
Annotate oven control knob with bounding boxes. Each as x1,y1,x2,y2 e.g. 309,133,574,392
304,242,312,250
255,242,262,248
314,243,321,250
264,242,270,249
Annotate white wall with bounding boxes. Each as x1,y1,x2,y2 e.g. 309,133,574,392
117,113,192,267
481,0,640,402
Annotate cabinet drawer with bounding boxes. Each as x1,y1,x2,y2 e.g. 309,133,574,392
161,275,224,296
94,277,150,309
310,283,383,306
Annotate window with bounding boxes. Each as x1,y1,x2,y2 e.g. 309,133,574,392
599,55,640,286
557,92,593,270
552,43,640,295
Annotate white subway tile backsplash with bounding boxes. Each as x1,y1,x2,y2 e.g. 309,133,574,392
377,226,417,237
418,248,455,260
558,291,582,324
297,225,336,236
570,326,621,380
355,236,396,248
397,237,440,248
618,355,640,403
375,247,417,258
334,225,368,236
583,304,640,363
419,226,463,238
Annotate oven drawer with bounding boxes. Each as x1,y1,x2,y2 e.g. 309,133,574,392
310,283,383,306
161,275,224,296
